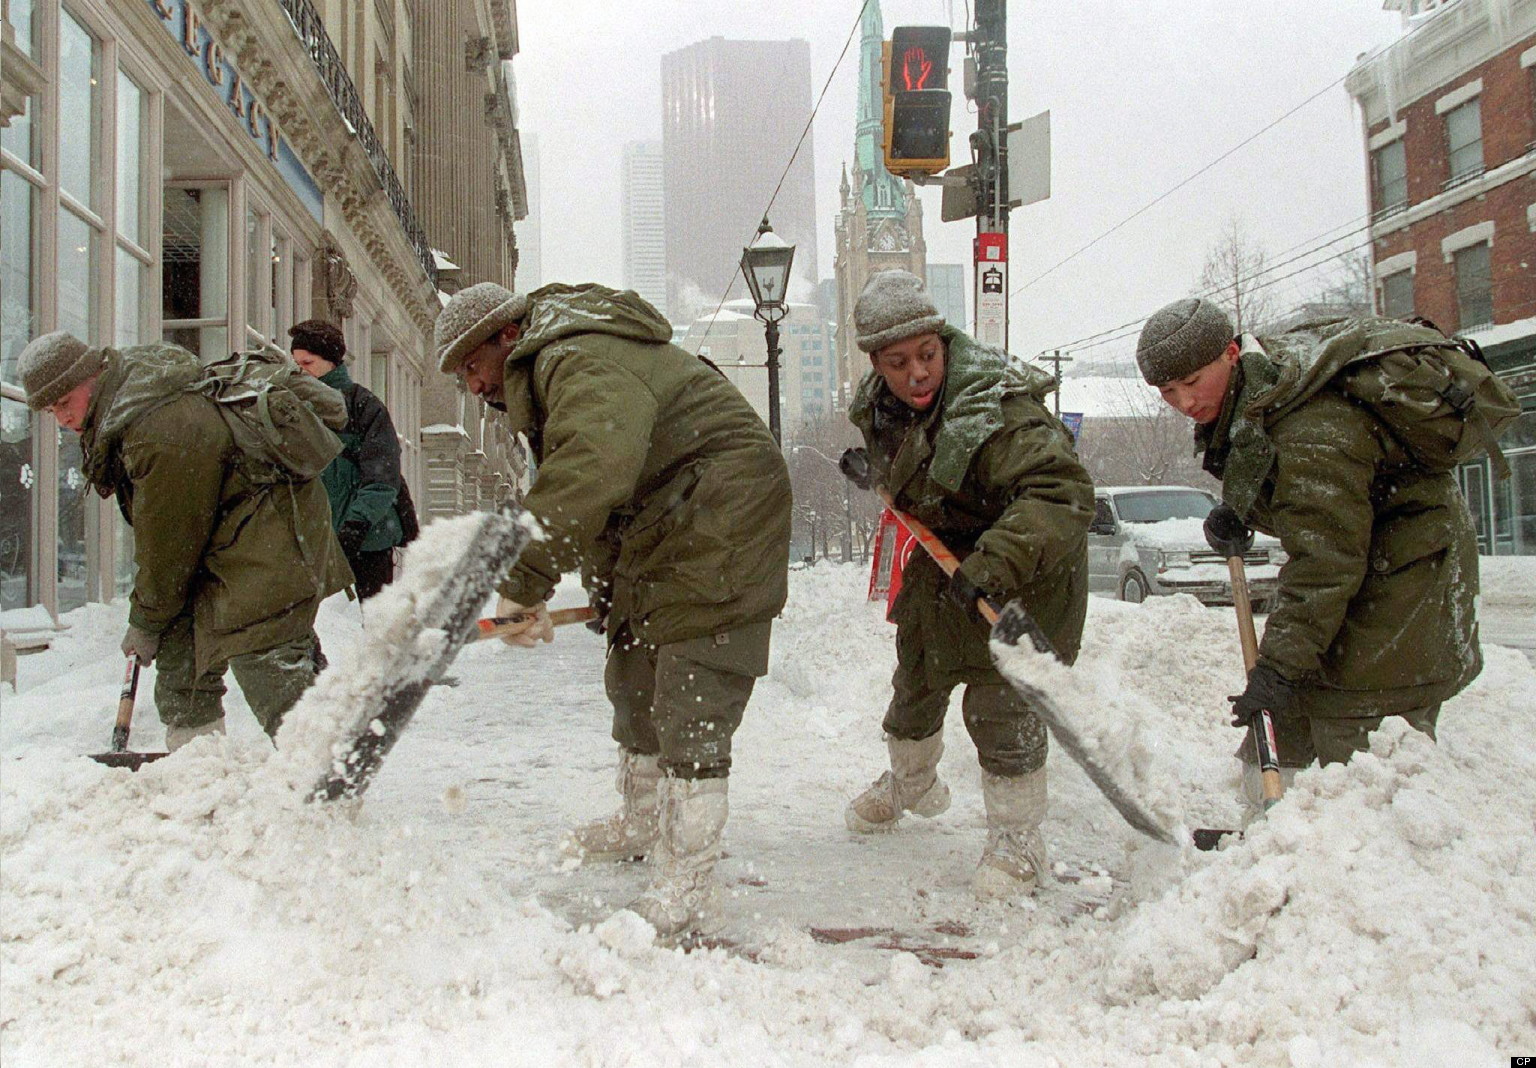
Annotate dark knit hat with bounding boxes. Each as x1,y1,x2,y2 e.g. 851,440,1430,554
17,331,106,411
854,270,945,353
435,282,531,373
289,319,347,365
1135,298,1234,385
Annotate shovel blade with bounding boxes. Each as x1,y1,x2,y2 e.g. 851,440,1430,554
90,750,169,770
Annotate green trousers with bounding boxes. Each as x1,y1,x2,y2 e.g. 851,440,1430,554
605,621,769,779
1240,703,1442,768
883,658,1048,778
153,614,315,737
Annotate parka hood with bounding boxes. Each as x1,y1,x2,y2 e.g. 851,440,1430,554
81,343,204,494
507,283,672,365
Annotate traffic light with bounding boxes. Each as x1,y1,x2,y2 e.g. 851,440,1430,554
882,26,952,175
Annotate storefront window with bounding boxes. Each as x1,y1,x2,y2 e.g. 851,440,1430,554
0,397,33,612
114,246,143,348
163,185,230,358
56,427,87,613
10,0,36,57
58,9,99,214
56,206,97,342
1,171,36,378
1,95,37,168
113,510,135,599
372,352,390,406
116,71,143,246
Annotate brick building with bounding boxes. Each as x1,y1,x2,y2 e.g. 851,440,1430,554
1346,0,1536,554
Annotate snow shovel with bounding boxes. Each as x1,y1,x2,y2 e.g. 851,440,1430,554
310,504,535,802
90,654,169,770
475,606,598,641
1189,544,1284,851
868,486,1179,845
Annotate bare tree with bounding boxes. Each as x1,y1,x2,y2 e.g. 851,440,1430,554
785,414,883,563
1074,378,1217,490
1198,214,1277,334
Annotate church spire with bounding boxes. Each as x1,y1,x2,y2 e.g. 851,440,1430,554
854,0,907,220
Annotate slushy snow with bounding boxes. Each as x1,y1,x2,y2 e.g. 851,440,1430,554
3,558,1534,1066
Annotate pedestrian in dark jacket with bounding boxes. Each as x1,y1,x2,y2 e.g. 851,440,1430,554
289,319,409,600
844,270,1094,901
17,332,351,750
1135,297,1482,806
436,281,791,941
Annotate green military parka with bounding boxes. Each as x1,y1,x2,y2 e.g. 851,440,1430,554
1199,334,1482,718
80,344,351,672
849,325,1094,687
494,284,791,648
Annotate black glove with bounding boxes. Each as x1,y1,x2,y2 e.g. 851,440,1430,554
1203,504,1254,558
946,569,989,624
839,448,873,491
1228,662,1299,728
337,519,370,558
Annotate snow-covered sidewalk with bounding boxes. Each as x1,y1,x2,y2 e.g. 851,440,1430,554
3,561,1534,1066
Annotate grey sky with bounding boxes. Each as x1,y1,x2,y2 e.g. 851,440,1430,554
514,1,1403,368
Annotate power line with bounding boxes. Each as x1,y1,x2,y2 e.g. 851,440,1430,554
1009,15,1440,303
699,0,874,341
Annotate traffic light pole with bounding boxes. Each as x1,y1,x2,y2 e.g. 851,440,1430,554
971,0,1009,349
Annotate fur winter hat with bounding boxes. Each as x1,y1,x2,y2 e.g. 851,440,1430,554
1135,298,1234,385
854,270,945,353
435,282,531,374
18,331,106,411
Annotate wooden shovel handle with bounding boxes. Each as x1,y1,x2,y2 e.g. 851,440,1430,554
476,606,598,641
111,655,141,753
877,489,1001,626
1227,555,1283,806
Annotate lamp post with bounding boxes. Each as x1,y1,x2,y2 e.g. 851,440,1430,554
740,217,796,445
792,444,853,563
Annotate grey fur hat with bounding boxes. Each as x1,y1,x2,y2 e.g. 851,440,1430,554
435,281,531,373
18,331,105,411
1135,298,1234,385
854,270,945,353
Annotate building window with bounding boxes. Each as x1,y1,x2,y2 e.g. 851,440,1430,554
1372,139,1406,214
1452,242,1492,331
163,184,230,358
1380,269,1414,319
1444,98,1483,186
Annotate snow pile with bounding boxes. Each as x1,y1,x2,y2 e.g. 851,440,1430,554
3,566,1534,1065
1481,554,1536,607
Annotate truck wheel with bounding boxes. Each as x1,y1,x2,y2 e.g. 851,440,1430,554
1120,570,1148,604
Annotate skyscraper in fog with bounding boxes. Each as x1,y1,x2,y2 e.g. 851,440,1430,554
661,37,819,321
926,263,966,332
621,141,668,317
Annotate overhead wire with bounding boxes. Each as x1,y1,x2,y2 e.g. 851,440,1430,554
699,0,874,342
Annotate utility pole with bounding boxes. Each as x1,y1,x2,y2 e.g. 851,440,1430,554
1042,348,1073,417
971,0,1008,349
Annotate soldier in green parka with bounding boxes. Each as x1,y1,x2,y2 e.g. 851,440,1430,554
435,281,791,939
842,270,1094,900
1135,298,1482,805
17,332,351,750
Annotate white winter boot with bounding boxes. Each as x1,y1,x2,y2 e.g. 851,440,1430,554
972,768,1049,901
626,776,729,940
165,718,226,753
845,732,951,833
561,749,663,862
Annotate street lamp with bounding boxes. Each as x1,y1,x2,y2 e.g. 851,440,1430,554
740,216,796,445
791,444,853,563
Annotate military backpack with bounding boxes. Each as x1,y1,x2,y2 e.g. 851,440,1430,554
191,344,345,483
1263,316,1522,479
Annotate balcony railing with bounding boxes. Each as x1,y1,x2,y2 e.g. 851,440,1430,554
278,0,436,286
